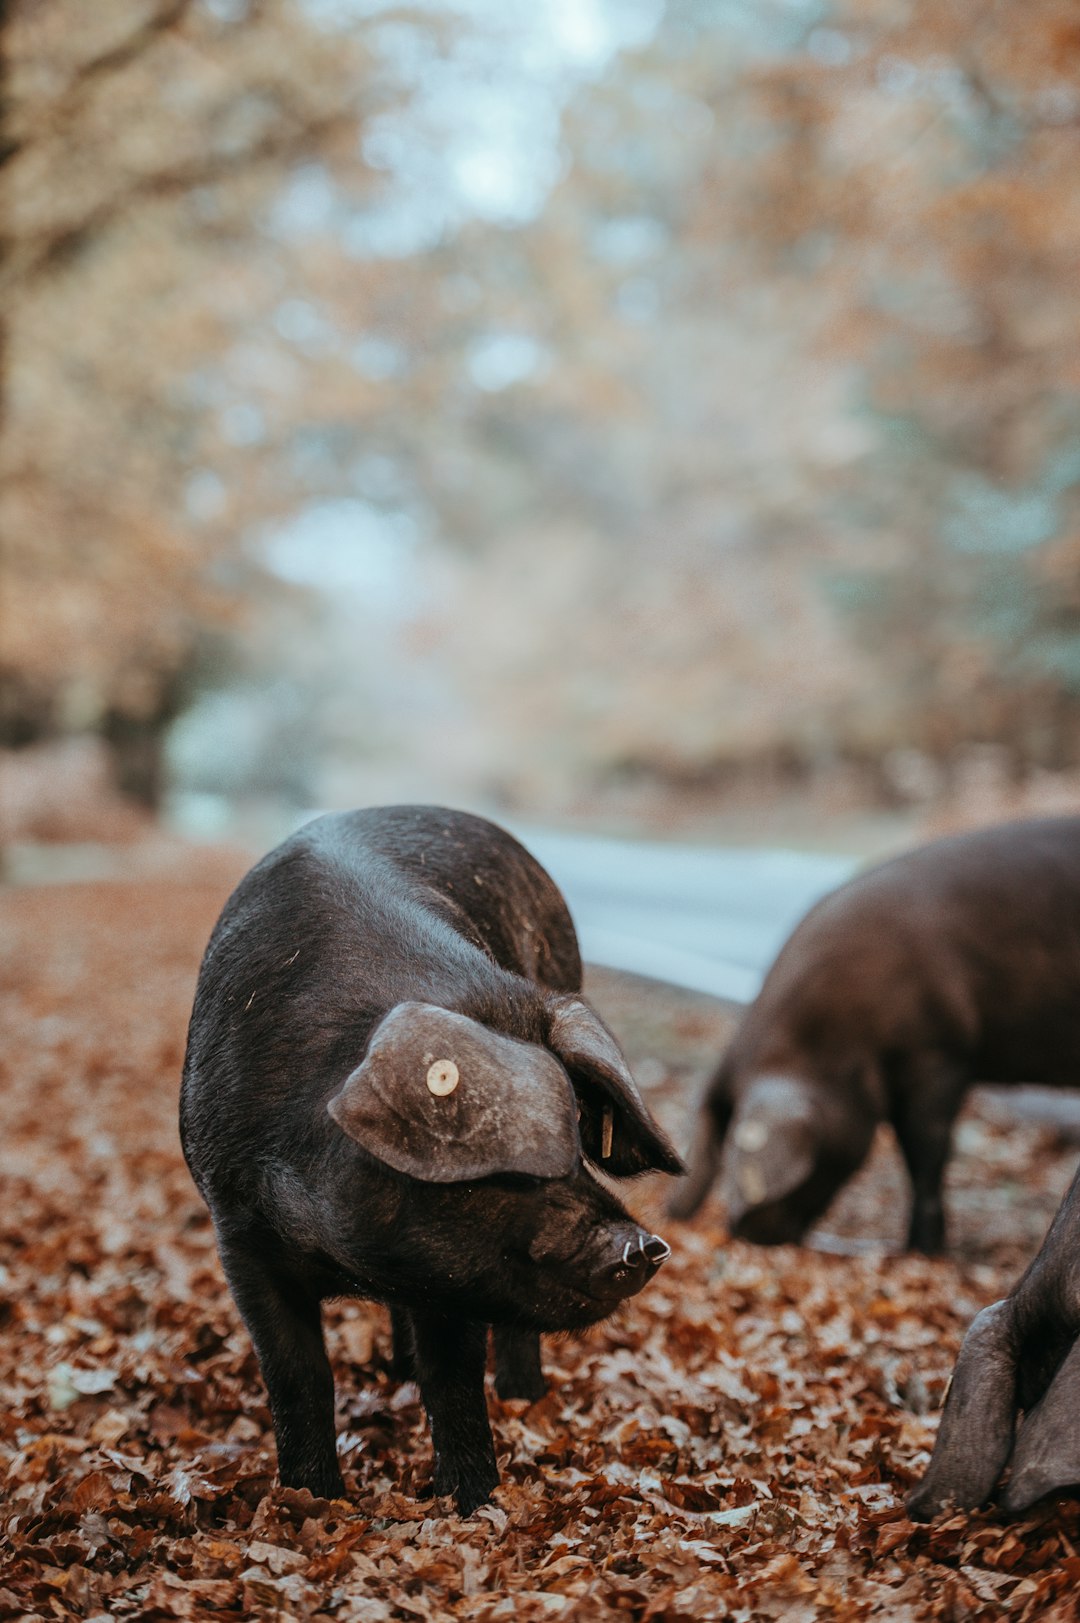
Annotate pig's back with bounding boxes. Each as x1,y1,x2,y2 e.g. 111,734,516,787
180,807,581,1197
741,816,1080,1082
304,806,582,993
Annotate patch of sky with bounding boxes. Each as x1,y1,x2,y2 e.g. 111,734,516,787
692,0,826,59
351,453,412,503
270,163,341,238
220,401,267,447
870,271,981,343
199,0,250,21
184,369,229,409
924,61,973,108
350,335,410,381
225,341,300,393
282,0,664,258
591,215,669,266
790,230,835,272
806,27,851,67
342,199,447,259
440,274,481,314
259,497,425,615
876,55,919,98
273,298,337,356
944,474,1061,555
185,469,228,524
466,332,551,391
190,187,223,223
873,54,976,114
615,276,660,324
289,426,356,487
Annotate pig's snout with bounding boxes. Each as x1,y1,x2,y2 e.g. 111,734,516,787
587,1226,671,1301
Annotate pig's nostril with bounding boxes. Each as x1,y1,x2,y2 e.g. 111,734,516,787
593,1229,670,1296
641,1233,671,1265
618,1231,671,1271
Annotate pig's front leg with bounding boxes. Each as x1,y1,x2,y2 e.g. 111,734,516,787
218,1235,345,1499
493,1325,546,1402
891,1055,966,1254
410,1309,499,1515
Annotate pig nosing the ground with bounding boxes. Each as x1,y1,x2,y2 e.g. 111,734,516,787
671,815,1080,1254
180,806,681,1515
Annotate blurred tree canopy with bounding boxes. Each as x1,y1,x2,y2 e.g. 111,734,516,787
3,0,1080,810
1,0,367,792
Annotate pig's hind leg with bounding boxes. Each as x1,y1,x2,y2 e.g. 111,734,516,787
493,1326,546,1402
218,1235,345,1499
410,1308,500,1515
389,1306,416,1381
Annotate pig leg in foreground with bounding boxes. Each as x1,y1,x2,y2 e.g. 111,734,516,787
409,1309,500,1514
908,1162,1080,1519
219,1237,345,1500
493,1325,546,1402
890,1054,967,1255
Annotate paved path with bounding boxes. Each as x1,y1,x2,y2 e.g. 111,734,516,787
511,825,856,1003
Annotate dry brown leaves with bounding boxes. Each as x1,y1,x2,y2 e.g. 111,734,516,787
2,865,1080,1621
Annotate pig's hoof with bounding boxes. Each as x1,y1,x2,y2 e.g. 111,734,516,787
1000,1467,1066,1516
905,1482,949,1522
280,1463,346,1500
495,1370,547,1403
453,1475,500,1517
431,1458,499,1516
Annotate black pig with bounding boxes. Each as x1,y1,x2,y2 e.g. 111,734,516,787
180,806,681,1514
908,1159,1080,1518
670,816,1080,1253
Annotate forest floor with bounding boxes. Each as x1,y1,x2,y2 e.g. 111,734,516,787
3,851,1080,1621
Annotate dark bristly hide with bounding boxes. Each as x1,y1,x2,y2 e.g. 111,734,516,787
908,1159,1080,1519
180,805,680,1515
670,815,1080,1254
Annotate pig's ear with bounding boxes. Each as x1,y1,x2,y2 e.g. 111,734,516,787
546,997,684,1178
721,1113,817,1221
1001,1334,1080,1514
327,1002,580,1183
716,1074,824,1228
906,1299,1019,1520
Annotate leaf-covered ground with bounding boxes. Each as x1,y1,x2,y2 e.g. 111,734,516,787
3,858,1080,1621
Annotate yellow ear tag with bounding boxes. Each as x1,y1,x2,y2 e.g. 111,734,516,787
601,1105,614,1159
426,1059,459,1097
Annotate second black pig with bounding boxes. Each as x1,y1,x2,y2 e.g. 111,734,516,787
180,806,682,1515
670,816,1080,1253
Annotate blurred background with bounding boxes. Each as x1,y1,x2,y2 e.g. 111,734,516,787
4,0,1080,860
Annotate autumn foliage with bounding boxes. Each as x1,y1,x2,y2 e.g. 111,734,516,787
4,861,1080,1618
